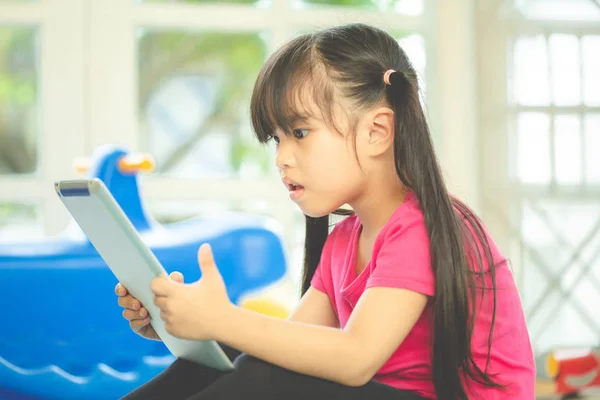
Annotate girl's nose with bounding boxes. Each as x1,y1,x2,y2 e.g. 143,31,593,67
275,141,295,170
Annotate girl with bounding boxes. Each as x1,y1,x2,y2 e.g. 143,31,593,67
117,23,535,400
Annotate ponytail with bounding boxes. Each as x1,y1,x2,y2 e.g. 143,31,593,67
387,70,504,399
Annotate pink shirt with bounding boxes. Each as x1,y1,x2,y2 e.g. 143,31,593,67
311,191,535,399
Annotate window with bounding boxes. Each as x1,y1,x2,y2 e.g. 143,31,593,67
0,202,42,240
0,1,432,305
0,27,38,175
480,0,600,352
515,0,600,20
137,30,270,179
0,0,86,239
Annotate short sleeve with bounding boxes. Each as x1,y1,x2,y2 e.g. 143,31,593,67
366,214,435,296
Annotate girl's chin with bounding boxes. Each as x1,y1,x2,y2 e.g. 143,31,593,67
299,204,343,219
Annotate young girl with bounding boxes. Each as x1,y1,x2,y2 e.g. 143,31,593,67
116,23,535,400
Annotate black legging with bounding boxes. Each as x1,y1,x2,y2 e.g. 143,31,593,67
120,344,429,400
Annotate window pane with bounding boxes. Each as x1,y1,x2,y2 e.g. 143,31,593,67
549,34,580,106
521,199,600,350
585,114,600,184
292,0,423,15
517,112,551,184
139,0,268,5
398,34,426,96
554,115,581,185
137,30,271,179
0,203,42,242
582,35,600,107
516,0,600,21
514,35,549,106
0,27,38,175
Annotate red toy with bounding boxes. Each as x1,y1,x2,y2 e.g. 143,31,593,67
539,347,600,398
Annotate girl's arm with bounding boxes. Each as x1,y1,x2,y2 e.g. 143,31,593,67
216,287,427,386
286,287,339,328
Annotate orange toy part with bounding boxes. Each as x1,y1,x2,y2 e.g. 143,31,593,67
73,153,155,175
118,154,155,174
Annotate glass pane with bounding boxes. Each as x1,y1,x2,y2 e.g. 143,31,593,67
0,27,38,175
571,276,600,342
521,199,600,350
592,232,600,298
0,203,42,242
549,34,580,106
554,115,581,185
139,0,267,4
582,35,600,107
398,34,426,96
138,30,271,179
536,302,598,349
292,0,423,15
517,112,551,184
517,0,600,21
514,35,549,106
585,114,600,184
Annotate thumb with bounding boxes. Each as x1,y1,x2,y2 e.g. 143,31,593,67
197,243,219,280
169,271,184,283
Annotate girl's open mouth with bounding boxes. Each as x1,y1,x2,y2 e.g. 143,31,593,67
286,183,305,201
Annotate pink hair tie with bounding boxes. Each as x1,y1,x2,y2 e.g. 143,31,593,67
383,69,396,85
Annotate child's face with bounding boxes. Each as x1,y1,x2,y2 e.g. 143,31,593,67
273,93,367,218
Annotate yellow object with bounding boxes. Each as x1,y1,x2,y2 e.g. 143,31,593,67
72,157,90,174
241,298,290,319
118,154,155,174
546,352,559,378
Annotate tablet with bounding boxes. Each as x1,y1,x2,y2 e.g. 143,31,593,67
54,178,234,371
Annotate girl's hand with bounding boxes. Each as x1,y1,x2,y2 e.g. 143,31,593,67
151,244,232,341
116,271,184,341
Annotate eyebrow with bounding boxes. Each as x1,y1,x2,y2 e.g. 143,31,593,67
287,114,311,124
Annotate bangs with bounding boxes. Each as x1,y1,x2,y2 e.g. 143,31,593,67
250,34,337,143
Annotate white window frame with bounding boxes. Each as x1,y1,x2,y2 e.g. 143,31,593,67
1,0,482,298
82,0,480,256
478,0,600,350
0,0,86,236
478,0,600,285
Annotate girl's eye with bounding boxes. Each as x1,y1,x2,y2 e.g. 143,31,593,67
292,129,309,139
270,135,280,144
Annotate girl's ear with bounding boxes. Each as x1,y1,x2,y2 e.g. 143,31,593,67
363,107,395,156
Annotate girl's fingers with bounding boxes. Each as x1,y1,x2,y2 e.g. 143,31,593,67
118,295,141,311
122,307,149,321
130,318,151,332
115,283,128,296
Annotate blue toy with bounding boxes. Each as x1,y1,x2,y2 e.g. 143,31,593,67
0,145,287,400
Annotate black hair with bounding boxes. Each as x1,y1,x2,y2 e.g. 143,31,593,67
250,23,504,400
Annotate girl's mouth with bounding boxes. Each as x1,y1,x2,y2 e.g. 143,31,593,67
282,177,305,200
289,184,305,200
